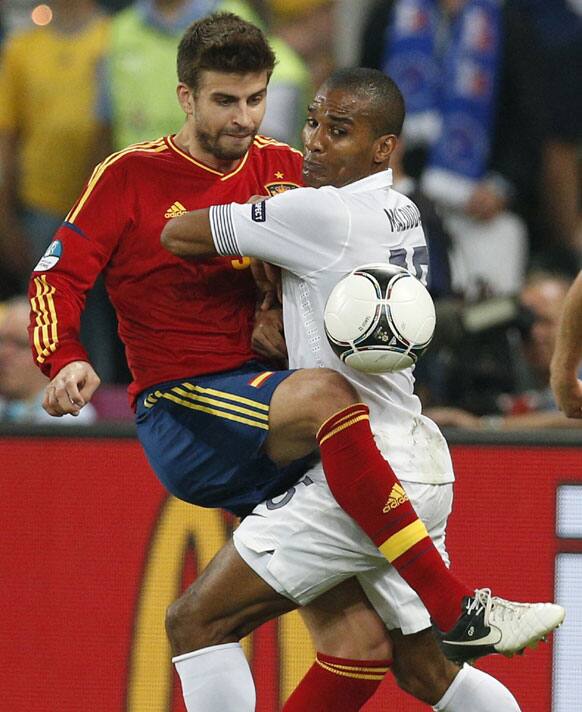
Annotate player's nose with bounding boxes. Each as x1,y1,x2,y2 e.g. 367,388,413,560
233,102,253,128
304,127,324,153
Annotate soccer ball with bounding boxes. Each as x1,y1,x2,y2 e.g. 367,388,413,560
323,263,436,374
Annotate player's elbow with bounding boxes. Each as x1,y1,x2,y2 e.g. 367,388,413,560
161,221,188,256
161,215,213,258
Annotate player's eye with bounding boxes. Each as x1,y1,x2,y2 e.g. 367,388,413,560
330,126,347,137
305,117,317,128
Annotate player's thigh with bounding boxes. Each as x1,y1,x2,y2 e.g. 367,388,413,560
233,463,386,604
300,577,393,660
135,364,304,513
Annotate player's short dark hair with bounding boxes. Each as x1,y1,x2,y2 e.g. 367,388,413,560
322,67,406,138
177,12,276,93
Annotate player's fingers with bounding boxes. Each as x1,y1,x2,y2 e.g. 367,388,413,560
43,385,64,417
78,372,101,404
56,386,82,415
259,289,276,311
47,378,82,415
563,397,582,419
253,327,287,359
49,385,77,416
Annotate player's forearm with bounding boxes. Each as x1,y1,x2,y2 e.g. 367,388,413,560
161,208,215,257
28,271,91,378
551,272,582,375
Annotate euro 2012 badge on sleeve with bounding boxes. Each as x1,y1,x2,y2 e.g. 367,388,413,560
34,240,62,272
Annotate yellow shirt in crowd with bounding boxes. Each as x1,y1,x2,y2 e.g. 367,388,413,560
0,17,110,216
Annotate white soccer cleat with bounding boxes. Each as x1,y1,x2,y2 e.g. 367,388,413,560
439,588,565,664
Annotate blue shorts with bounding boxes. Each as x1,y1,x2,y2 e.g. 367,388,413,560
135,362,314,516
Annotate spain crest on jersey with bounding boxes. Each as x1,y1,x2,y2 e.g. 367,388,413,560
264,181,300,196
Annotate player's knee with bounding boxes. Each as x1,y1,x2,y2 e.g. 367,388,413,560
165,587,233,655
301,368,359,424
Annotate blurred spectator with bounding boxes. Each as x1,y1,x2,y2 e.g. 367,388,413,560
0,1,136,384
0,296,97,424
424,271,582,430
391,136,453,299
0,0,110,275
523,0,581,271
269,0,336,91
361,0,547,298
99,0,311,149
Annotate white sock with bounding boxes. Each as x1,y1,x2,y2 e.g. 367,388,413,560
173,642,256,712
433,663,521,711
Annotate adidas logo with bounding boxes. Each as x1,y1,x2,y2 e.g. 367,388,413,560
383,483,409,512
164,201,188,219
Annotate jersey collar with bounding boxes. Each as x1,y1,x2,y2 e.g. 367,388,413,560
166,135,251,181
340,169,393,193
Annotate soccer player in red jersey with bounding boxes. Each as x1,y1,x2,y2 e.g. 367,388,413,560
28,14,562,712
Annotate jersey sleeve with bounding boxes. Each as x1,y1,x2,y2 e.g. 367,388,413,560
210,185,350,277
28,159,130,378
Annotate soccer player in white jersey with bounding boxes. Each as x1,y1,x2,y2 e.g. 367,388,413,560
162,68,563,712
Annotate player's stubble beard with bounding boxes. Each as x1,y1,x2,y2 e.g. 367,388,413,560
196,125,257,161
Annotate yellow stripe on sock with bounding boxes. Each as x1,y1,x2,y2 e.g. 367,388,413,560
318,660,391,674
316,403,368,439
317,413,369,446
316,659,386,681
379,519,429,562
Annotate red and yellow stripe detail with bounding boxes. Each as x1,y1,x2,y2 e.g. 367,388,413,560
316,656,389,681
379,519,429,563
30,275,58,364
254,134,303,156
144,381,270,430
316,404,370,446
248,371,275,388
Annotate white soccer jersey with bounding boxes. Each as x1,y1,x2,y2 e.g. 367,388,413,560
210,169,454,484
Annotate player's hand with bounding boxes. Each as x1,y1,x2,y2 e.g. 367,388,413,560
550,371,582,418
250,259,282,309
43,361,101,417
465,184,507,221
252,307,287,363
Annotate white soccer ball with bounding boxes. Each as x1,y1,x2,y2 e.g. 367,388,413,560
323,263,436,374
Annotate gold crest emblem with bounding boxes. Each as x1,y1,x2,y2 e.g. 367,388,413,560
264,182,300,196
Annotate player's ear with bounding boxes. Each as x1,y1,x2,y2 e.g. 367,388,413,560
373,134,397,165
177,83,194,116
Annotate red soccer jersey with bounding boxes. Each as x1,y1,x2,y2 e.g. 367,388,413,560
28,135,303,405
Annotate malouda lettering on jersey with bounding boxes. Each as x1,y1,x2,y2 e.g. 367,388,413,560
384,204,422,232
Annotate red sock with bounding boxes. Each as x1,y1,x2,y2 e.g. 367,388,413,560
283,653,390,711
317,404,471,631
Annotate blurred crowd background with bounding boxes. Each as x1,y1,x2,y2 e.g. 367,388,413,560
0,0,580,430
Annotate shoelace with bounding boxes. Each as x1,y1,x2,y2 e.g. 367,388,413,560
470,588,531,624
466,588,492,619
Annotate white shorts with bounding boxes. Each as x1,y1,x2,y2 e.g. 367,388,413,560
234,464,453,635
